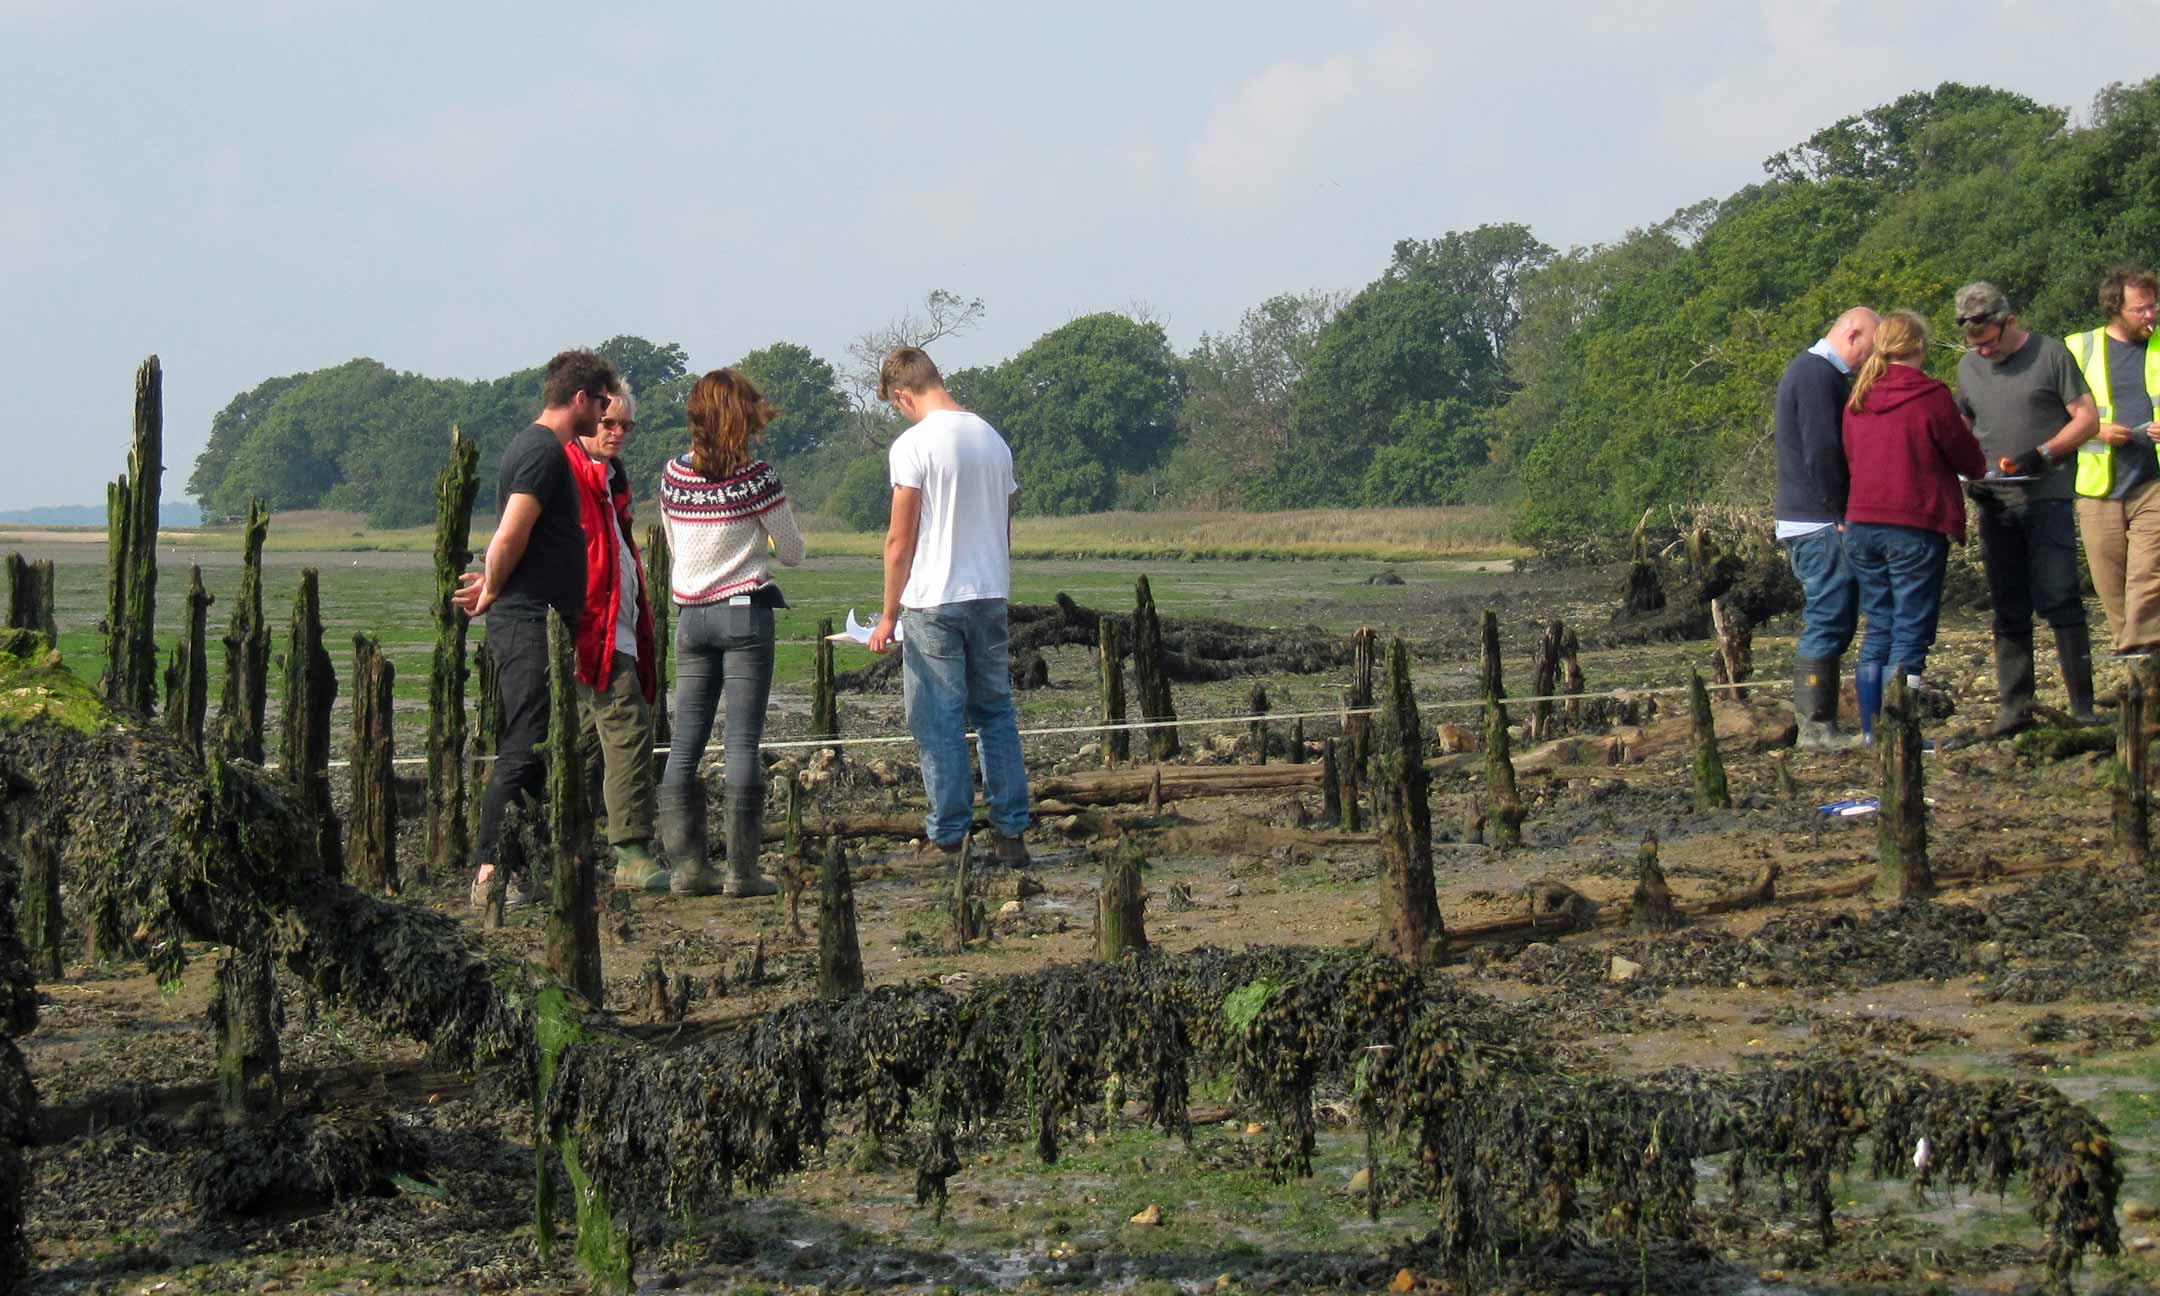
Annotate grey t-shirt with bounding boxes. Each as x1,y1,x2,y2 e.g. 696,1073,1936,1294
1956,332,2089,502
2100,335,2158,500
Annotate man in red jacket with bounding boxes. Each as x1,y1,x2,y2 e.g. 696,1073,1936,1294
565,382,666,891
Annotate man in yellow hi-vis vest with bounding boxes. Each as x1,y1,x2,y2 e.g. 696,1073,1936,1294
2066,267,2160,655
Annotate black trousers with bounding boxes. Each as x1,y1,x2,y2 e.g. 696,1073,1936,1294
1974,494,2086,638
475,613,552,868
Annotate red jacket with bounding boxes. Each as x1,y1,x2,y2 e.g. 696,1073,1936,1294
1842,364,1986,538
564,443,657,702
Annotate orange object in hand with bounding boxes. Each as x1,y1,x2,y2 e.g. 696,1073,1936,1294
1998,456,2020,475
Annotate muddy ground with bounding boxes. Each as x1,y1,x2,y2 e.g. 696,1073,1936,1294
18,555,2160,1295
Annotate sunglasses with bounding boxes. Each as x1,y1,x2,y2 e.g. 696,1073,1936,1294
1955,311,2004,328
599,417,637,434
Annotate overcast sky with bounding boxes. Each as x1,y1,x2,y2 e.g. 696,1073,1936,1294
4,0,2151,511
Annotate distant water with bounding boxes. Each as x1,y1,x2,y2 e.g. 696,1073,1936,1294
0,501,202,527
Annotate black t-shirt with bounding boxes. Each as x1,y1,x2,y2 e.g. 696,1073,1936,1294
493,422,585,622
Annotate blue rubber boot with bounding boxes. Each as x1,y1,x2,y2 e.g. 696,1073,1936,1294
1856,663,1884,744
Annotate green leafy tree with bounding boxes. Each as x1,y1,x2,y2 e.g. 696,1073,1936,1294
736,342,846,461
1163,291,1341,507
825,453,891,532
595,336,689,403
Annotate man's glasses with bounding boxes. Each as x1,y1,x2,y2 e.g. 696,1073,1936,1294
1955,312,2003,328
599,417,637,434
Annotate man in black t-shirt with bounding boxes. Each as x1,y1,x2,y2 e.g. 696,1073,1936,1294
453,349,618,909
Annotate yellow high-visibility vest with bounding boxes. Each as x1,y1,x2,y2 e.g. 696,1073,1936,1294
2067,327,2160,498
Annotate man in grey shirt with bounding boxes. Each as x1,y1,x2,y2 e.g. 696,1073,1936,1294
1954,281,2100,733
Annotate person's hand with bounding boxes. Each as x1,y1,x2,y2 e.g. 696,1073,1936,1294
2098,421,2135,447
2003,448,2049,477
451,570,493,618
867,613,899,654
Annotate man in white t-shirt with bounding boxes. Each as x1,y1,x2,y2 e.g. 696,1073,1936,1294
868,347,1032,865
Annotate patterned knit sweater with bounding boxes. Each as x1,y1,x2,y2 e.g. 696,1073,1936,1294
659,456,805,606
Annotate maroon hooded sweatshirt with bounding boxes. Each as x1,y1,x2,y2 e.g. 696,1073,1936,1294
1841,364,1986,538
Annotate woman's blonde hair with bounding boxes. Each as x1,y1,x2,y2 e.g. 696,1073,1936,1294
686,368,776,479
1848,309,1930,412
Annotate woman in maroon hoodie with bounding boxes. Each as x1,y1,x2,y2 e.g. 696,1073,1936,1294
1842,309,1987,737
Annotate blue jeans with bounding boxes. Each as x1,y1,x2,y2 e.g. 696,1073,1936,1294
663,603,774,794
1782,526,1858,661
1844,523,1950,675
901,599,1031,845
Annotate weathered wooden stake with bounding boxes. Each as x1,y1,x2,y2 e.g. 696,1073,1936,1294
1687,668,1731,812
812,617,839,745
1098,617,1128,768
1621,508,1664,616
18,823,62,979
4,554,56,647
1336,733,1363,832
2116,658,2158,870
211,943,281,1122
1771,749,1799,802
1710,598,1753,699
1096,843,1148,960
545,610,603,1003
1531,619,1563,741
279,569,343,873
103,356,163,715
1373,639,1444,966
1320,737,1343,825
1247,682,1269,766
468,642,502,847
642,523,672,748
1288,716,1305,764
216,500,271,764
1479,610,1525,848
425,429,479,885
1632,830,1680,933
949,838,985,949
1130,576,1179,761
1874,675,1933,901
1560,626,1584,728
817,837,865,998
1345,627,1377,772
162,565,213,757
349,633,398,894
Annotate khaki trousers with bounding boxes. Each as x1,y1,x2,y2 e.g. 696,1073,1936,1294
577,651,656,845
2076,480,2160,652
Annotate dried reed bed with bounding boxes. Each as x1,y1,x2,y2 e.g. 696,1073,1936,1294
804,505,1523,561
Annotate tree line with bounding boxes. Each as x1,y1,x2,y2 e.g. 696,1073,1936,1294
186,78,2160,544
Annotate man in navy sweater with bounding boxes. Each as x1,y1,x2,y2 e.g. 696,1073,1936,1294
1775,306,1878,749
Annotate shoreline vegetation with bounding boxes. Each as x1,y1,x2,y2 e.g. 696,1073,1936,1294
0,504,1525,564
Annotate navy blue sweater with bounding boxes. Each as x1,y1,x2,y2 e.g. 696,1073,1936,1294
1774,350,1852,523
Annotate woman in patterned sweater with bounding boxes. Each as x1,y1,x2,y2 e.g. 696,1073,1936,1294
656,369,806,897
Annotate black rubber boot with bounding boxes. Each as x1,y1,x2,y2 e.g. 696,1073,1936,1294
659,783,723,897
722,784,778,898
2055,623,2101,724
1989,633,2037,738
1792,655,1861,751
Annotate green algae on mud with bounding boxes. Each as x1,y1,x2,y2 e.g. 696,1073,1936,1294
0,632,106,735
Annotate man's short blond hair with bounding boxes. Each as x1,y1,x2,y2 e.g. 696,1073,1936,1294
877,347,943,401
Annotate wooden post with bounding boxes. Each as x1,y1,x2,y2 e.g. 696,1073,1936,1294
216,500,271,764
1875,675,1933,901
1098,617,1128,768
1479,610,1524,848
1560,626,1584,728
812,618,839,746
17,822,62,980
1336,732,1363,832
1621,508,1664,616
425,429,480,886
102,356,163,716
1320,737,1343,825
1374,639,1444,966
1687,668,1732,812
1345,627,1377,772
1288,717,1305,764
1096,843,1148,960
1771,749,1799,802
468,642,502,847
545,609,603,1004
817,837,865,998
643,523,672,748
1131,576,1179,761
1632,830,1680,933
1710,598,1753,699
279,570,343,874
350,633,398,895
2116,658,2158,870
211,943,281,1122
162,564,213,757
4,554,56,646
1531,619,1563,742
1247,682,1269,766
949,837,985,949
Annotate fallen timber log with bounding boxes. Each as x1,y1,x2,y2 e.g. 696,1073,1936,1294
834,593,1350,691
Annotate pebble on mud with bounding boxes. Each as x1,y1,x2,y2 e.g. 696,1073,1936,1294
2123,1198,2157,1221
1347,1167,1371,1196
1129,1203,1162,1226
1607,955,1643,983
1389,1267,1417,1292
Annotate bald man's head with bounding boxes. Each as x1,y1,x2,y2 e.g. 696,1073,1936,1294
1826,307,1880,371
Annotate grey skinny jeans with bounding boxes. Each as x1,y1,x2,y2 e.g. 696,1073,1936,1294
662,602,775,793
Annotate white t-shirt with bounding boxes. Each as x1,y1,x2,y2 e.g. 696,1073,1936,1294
888,408,1016,608
611,521,639,659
